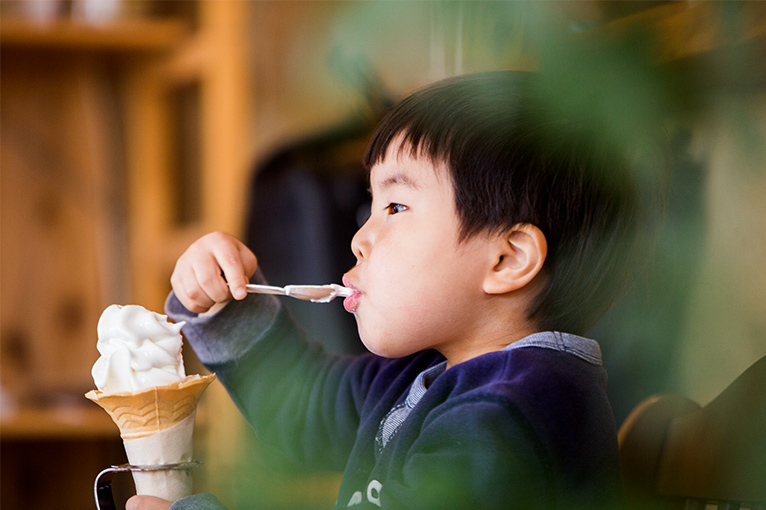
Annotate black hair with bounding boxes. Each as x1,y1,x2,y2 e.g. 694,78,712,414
364,71,644,335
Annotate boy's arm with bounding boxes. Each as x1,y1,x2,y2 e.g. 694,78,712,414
165,288,382,470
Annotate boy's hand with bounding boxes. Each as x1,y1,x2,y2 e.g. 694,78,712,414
125,495,172,510
171,232,258,314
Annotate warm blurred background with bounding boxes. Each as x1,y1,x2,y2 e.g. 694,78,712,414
1,1,765,509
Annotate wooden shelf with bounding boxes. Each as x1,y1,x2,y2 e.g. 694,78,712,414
0,4,251,507
0,404,119,440
0,17,189,51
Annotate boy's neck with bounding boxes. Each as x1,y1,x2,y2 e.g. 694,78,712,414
440,282,543,369
441,322,540,370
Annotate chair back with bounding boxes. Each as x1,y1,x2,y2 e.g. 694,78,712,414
618,356,766,510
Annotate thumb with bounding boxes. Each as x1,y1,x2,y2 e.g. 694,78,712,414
126,495,173,510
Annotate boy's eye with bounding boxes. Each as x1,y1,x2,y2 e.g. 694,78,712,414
386,203,408,215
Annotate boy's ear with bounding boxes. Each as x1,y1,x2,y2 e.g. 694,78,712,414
483,223,547,295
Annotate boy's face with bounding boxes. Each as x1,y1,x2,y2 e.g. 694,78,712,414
343,140,497,361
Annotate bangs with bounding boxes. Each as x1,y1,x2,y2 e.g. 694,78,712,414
362,98,453,171
363,72,533,171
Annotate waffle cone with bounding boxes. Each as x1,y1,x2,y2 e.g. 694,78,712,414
85,374,216,440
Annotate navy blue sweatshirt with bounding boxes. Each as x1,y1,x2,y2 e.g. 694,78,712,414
165,292,622,510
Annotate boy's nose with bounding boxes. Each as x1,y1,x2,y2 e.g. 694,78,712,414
351,219,373,262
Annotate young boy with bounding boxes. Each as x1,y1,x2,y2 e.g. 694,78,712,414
137,71,641,510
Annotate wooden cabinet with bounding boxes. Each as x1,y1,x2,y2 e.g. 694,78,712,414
0,2,252,508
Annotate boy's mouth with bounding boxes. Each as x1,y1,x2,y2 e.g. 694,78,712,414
342,275,361,313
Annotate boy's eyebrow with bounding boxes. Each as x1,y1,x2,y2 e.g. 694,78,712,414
374,172,422,191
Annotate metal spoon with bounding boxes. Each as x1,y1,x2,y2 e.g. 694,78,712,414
244,283,354,303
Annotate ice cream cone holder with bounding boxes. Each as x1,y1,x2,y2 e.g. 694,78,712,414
94,461,201,510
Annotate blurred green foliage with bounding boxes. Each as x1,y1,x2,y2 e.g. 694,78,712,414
224,2,766,508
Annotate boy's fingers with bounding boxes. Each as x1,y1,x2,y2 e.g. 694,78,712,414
126,495,172,510
194,252,234,303
213,241,255,301
172,269,215,314
228,243,258,299
227,274,248,300
169,231,257,311
239,243,259,278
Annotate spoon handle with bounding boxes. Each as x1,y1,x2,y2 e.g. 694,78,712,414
243,284,288,296
244,283,352,303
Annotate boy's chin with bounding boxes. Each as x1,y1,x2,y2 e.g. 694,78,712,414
358,336,391,358
359,338,414,359
360,341,390,358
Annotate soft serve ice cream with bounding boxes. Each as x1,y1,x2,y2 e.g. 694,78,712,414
86,304,215,502
92,304,186,393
